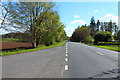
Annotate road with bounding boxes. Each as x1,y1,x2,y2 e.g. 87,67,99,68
64,42,118,78
2,42,118,78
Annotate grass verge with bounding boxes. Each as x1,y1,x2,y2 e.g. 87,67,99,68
0,41,66,56
88,44,120,52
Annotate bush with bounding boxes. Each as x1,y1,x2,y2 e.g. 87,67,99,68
84,35,93,43
94,31,112,44
113,31,120,41
117,30,120,41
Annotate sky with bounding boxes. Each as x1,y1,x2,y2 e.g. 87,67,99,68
0,2,118,36
55,2,118,37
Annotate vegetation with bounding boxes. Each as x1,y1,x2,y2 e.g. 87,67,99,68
2,33,31,42
1,38,22,42
117,31,120,41
89,16,96,37
84,35,94,43
94,31,112,44
97,42,120,45
70,16,119,51
89,16,118,38
0,41,66,56
1,2,67,48
1,2,119,52
88,44,120,52
70,25,93,43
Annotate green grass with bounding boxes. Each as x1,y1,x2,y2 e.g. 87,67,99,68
0,41,66,56
1,38,22,42
88,44,120,52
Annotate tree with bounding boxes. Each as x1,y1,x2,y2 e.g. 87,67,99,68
89,16,96,37
70,30,81,42
108,20,112,33
0,2,8,29
70,26,91,43
29,10,67,46
96,20,100,31
113,22,118,33
100,22,104,31
55,24,67,42
2,2,56,47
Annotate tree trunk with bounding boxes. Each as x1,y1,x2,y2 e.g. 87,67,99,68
36,40,39,46
32,30,37,48
32,42,37,48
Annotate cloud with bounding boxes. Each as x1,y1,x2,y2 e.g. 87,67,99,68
70,19,87,25
74,15,79,18
0,28,9,35
65,26,75,37
94,9,98,13
0,15,2,24
99,13,118,24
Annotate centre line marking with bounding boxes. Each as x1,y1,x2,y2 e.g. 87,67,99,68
65,58,68,61
66,42,68,53
66,49,68,53
65,65,68,71
66,54,68,57
66,49,67,51
96,52,104,55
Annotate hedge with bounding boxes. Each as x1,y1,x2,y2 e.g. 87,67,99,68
98,42,120,45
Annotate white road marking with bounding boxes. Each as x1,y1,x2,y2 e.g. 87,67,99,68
66,48,68,53
65,43,68,71
66,42,68,53
96,52,104,55
66,42,67,46
65,58,68,61
66,54,68,57
65,65,68,71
